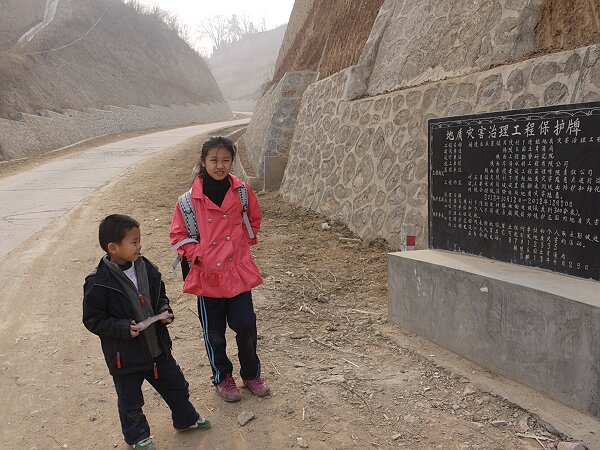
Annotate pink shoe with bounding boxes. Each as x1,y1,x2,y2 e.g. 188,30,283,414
215,375,242,402
243,377,270,397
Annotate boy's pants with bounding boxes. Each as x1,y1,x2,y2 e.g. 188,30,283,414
112,352,199,445
197,290,261,385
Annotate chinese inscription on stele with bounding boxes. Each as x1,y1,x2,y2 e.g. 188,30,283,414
428,102,600,281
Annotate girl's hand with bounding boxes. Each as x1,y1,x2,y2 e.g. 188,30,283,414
129,320,140,338
160,313,174,324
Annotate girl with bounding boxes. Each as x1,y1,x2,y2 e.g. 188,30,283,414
170,136,269,402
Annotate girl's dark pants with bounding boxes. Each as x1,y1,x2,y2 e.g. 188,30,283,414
197,290,261,384
112,352,199,445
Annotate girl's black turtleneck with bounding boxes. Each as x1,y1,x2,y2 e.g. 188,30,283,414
202,172,230,207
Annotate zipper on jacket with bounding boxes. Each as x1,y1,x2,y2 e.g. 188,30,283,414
153,362,158,379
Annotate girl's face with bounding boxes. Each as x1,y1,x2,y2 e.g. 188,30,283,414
201,146,233,181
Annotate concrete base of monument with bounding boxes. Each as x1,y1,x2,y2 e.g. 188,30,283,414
388,249,600,422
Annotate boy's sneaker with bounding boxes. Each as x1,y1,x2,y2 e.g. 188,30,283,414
215,375,242,402
243,377,270,397
131,438,155,449
176,416,211,432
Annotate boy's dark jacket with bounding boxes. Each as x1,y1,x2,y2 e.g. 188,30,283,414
82,256,173,375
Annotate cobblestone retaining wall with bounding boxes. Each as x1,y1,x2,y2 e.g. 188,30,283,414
242,83,281,176
280,45,600,248
242,71,316,185
0,102,232,160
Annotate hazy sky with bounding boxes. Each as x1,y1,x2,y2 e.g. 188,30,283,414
135,0,295,55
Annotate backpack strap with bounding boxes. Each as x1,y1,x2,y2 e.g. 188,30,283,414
237,183,255,239
171,189,199,277
178,189,198,240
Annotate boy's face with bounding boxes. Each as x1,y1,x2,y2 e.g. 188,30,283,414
201,147,233,181
108,227,141,265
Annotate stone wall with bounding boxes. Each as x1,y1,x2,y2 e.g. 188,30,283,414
242,83,281,176
241,71,316,188
360,0,541,97
280,45,600,249
0,102,232,161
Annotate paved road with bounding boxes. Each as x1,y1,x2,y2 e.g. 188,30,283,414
0,119,249,258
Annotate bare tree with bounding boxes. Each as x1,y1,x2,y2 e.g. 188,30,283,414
228,14,243,41
199,15,231,52
238,14,258,35
199,13,269,55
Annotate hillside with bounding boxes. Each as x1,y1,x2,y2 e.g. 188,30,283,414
272,0,384,83
0,0,224,119
208,25,286,111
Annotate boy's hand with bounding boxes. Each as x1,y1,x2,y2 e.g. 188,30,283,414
161,313,174,324
129,320,140,338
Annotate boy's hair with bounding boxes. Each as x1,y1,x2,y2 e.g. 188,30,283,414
99,214,140,252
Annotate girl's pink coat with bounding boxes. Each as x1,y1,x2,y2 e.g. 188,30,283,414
170,174,263,298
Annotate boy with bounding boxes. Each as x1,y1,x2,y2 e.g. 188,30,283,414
83,214,210,449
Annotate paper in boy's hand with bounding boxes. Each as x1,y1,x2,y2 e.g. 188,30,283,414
135,310,173,331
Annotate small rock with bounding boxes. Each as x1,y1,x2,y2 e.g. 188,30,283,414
238,411,255,426
490,420,507,427
403,414,417,424
391,433,402,440
518,416,530,432
285,406,294,414
470,422,485,430
321,374,345,383
297,437,309,448
294,362,306,367
463,387,476,396
557,442,586,450
321,222,331,230
452,404,461,411
317,293,329,303
459,377,470,383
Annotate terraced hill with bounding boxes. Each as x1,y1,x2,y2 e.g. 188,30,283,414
0,0,224,119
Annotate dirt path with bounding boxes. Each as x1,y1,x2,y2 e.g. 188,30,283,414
0,130,592,449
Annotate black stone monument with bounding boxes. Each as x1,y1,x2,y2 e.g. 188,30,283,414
428,102,600,281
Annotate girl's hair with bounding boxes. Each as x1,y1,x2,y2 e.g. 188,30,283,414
192,135,237,179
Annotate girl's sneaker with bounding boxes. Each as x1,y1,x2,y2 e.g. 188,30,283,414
132,437,155,449
215,375,242,402
243,377,270,397
176,417,211,431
